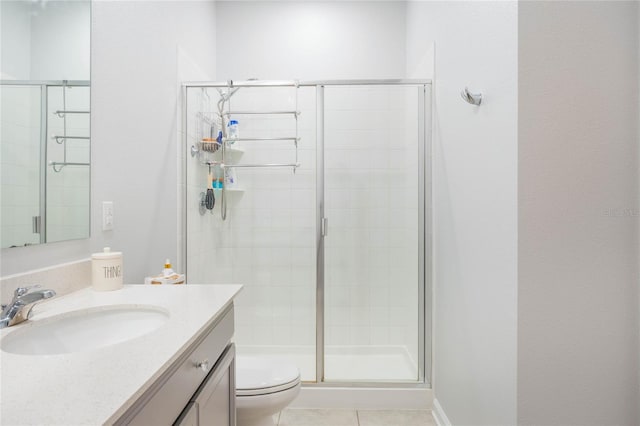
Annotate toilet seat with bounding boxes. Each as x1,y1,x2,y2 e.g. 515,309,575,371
236,356,301,397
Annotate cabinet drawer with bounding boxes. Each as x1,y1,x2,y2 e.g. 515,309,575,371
116,305,234,425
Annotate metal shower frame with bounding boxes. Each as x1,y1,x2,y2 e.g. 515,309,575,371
181,79,432,389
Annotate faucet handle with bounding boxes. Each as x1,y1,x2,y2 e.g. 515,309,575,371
14,284,41,298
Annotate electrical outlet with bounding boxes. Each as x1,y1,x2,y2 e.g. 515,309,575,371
102,201,114,231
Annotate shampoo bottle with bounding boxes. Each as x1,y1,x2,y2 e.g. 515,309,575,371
227,119,239,143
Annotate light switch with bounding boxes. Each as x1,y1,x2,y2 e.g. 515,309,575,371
102,201,114,231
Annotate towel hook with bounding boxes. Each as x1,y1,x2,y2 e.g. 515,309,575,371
461,87,482,106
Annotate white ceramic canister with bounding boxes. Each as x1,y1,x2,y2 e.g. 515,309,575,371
91,247,123,291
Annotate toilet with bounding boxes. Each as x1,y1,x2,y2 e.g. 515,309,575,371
235,356,301,426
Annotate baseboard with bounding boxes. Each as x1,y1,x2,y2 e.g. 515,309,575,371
292,386,433,410
432,399,451,426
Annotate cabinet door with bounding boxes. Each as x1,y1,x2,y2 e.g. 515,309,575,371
175,402,199,426
193,344,236,426
116,307,235,426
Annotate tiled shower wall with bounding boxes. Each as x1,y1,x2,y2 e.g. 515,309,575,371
323,86,421,380
186,86,317,380
0,86,41,248
185,84,423,382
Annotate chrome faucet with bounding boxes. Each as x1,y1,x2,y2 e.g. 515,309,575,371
0,285,56,329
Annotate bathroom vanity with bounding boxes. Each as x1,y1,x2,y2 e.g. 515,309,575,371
0,284,242,425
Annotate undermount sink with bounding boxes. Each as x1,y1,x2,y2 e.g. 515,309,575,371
1,305,170,355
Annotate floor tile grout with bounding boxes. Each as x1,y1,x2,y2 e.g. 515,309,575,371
277,408,434,426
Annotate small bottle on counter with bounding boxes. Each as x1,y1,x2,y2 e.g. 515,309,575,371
163,259,174,277
145,259,185,285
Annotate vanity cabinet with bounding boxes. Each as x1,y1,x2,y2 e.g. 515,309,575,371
115,305,236,426
175,344,235,426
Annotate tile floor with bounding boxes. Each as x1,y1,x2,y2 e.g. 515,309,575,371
274,409,435,426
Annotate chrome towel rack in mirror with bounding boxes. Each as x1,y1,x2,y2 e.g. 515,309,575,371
461,87,482,105
54,110,90,118
50,83,91,172
49,161,90,173
53,135,91,144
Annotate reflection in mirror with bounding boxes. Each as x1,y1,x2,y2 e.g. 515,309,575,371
1,0,91,249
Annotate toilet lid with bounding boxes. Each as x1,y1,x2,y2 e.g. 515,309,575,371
236,356,300,396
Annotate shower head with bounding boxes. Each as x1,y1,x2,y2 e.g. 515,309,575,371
216,78,259,108
217,86,240,109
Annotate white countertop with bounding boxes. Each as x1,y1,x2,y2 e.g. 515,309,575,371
0,284,242,425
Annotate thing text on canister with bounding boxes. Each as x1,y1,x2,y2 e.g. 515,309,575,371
103,265,122,279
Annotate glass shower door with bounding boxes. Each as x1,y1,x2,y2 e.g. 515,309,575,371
322,84,425,382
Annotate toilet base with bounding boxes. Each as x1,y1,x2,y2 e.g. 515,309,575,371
236,382,300,426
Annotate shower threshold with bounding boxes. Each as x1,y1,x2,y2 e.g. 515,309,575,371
237,345,421,383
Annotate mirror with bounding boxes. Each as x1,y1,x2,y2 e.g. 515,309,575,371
1,0,91,248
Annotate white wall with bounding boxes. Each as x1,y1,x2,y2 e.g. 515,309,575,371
91,1,216,283
30,0,90,81
0,1,31,79
0,0,90,81
406,2,518,424
216,1,406,80
518,2,639,425
1,1,217,280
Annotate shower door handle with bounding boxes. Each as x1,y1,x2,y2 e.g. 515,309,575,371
321,217,328,237
32,216,41,234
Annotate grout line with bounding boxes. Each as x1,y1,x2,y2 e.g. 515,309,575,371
356,409,361,426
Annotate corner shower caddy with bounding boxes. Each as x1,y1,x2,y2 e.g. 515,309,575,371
189,80,301,220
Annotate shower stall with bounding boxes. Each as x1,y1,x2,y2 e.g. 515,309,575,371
182,79,431,387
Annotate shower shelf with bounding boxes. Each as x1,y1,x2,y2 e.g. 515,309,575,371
213,146,244,155
212,187,244,193
221,163,300,170
223,111,300,116
190,81,301,221
192,145,244,160
223,137,300,143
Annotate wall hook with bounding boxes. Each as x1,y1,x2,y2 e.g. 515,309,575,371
461,87,482,106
